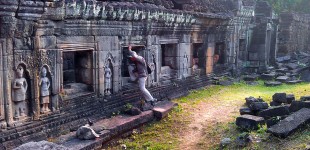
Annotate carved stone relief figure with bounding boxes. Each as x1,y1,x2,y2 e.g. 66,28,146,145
183,53,189,78
39,67,50,113
12,65,28,120
104,63,112,95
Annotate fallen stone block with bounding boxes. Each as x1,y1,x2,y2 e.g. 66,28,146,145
236,115,265,130
289,101,310,112
245,96,264,106
276,56,291,63
153,101,178,120
264,81,282,86
286,80,303,84
14,141,69,150
275,68,289,73
218,80,233,86
261,73,276,80
268,108,310,138
249,102,269,111
276,76,290,83
243,75,259,81
286,63,299,70
270,101,281,106
239,107,254,115
286,94,295,104
258,106,290,119
272,93,287,103
300,96,310,101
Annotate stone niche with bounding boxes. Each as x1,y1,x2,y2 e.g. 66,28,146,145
192,43,206,75
160,44,178,83
62,50,93,98
11,64,32,123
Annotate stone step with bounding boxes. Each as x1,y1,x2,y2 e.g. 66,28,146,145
267,108,310,138
153,101,178,120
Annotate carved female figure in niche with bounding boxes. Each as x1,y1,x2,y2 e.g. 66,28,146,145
39,67,50,113
104,64,112,95
12,65,28,118
183,54,189,77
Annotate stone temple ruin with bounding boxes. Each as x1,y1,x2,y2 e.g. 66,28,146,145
0,0,309,149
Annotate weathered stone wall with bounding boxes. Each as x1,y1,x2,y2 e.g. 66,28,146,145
278,13,310,56
247,1,275,72
0,0,229,131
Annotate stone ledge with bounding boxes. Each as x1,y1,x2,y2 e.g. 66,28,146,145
55,100,178,150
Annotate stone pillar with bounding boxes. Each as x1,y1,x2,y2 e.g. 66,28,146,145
177,34,191,79
206,43,215,74
95,36,121,95
0,13,17,127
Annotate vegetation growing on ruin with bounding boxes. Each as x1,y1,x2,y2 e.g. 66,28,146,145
110,81,310,150
265,0,310,14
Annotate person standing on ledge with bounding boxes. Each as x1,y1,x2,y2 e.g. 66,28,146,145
127,45,157,105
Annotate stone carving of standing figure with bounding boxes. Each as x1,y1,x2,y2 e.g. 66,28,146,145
104,64,112,95
127,46,157,105
12,66,28,118
182,54,188,78
39,67,50,113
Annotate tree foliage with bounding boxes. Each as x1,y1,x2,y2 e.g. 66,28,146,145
264,0,310,14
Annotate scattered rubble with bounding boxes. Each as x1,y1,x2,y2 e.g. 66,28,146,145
235,133,253,147
237,93,310,138
220,138,232,148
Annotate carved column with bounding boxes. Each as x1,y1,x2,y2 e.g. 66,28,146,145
177,34,191,79
0,16,17,127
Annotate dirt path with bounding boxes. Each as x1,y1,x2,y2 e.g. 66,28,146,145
178,98,244,150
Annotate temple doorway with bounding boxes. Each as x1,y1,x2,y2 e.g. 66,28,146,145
62,50,93,98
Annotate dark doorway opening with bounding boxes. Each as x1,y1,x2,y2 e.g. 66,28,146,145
214,42,225,64
63,51,93,97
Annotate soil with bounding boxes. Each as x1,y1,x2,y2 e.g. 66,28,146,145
178,98,244,149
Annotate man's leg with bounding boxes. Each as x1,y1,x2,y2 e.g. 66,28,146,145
138,77,154,102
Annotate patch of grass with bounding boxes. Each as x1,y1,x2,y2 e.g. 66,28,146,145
109,81,310,150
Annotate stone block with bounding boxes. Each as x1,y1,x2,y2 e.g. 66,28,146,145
14,141,69,150
300,96,310,101
243,75,259,81
270,101,281,106
264,81,282,86
272,93,287,103
286,63,299,70
236,115,265,130
153,101,178,120
245,96,264,107
239,107,254,115
286,94,295,104
258,106,290,119
261,73,276,80
39,36,56,49
276,76,289,83
268,108,310,138
289,101,310,112
249,102,269,111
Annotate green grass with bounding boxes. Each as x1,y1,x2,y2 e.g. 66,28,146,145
109,81,310,150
